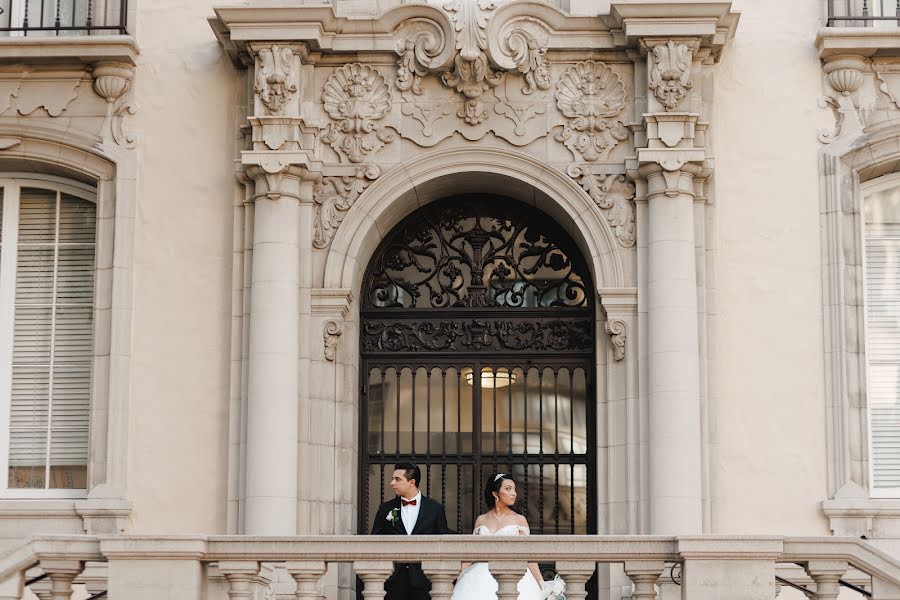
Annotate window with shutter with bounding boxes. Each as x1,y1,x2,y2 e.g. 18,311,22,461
0,178,95,498
865,181,900,495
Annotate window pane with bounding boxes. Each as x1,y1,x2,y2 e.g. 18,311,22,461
7,188,95,491
866,190,900,490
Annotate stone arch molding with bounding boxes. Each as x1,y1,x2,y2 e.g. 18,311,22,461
323,146,627,294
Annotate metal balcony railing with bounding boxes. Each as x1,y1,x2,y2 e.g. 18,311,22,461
828,0,900,26
0,0,127,36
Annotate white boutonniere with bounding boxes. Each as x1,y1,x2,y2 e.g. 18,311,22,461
386,507,401,525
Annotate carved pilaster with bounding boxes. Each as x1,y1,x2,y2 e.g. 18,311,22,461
252,43,301,116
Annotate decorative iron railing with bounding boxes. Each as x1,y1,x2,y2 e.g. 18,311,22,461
0,0,127,35
828,0,900,25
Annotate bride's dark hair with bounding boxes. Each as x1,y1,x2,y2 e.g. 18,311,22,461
484,473,516,509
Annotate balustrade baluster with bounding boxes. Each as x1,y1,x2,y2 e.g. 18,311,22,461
624,561,666,600
805,561,848,600
219,561,262,600
422,561,461,600
555,562,595,600
354,561,394,600
38,560,83,600
488,562,528,600
286,561,327,600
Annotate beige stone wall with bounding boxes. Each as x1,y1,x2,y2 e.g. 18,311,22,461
125,0,237,533
712,0,831,534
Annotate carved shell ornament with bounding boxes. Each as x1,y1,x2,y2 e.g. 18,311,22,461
555,61,628,162
322,64,395,163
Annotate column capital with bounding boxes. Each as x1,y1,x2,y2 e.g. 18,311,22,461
243,155,324,203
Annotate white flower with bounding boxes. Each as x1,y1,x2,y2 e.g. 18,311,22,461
541,575,566,600
385,514,393,522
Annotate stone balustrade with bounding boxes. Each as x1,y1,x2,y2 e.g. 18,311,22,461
1,535,899,599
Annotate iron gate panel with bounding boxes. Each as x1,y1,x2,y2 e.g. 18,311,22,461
359,196,596,540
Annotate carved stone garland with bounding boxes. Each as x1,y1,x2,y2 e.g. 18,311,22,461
313,165,380,249
322,64,395,163
648,41,693,112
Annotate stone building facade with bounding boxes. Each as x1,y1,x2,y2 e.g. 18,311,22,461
0,0,899,598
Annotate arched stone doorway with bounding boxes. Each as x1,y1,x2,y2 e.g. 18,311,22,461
358,195,596,536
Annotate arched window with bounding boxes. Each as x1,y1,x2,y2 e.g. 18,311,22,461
0,175,96,497
359,195,596,534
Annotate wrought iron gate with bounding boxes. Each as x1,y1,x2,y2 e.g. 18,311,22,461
359,196,596,537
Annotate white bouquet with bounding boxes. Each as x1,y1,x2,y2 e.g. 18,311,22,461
541,574,566,600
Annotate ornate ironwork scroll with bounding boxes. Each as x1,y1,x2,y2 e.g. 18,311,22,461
362,317,592,354
363,197,591,310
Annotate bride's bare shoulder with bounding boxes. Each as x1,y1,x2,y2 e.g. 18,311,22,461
514,514,529,527
474,513,488,528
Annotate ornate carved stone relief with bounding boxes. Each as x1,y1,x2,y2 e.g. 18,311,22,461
555,61,628,162
818,55,867,145
567,165,636,248
393,1,553,128
322,63,395,163
92,63,137,148
648,41,693,112
255,45,297,115
313,165,380,249
323,320,343,361
605,319,626,361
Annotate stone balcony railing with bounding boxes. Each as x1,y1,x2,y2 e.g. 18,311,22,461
2,535,900,599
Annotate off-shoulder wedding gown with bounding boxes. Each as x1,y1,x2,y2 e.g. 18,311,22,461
449,524,543,600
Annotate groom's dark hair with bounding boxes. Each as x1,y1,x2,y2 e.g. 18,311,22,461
395,462,421,488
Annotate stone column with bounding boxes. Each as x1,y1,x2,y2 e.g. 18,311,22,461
244,164,306,535
633,37,709,535
640,161,703,534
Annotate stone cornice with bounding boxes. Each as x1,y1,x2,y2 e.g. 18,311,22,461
0,36,139,66
210,1,738,66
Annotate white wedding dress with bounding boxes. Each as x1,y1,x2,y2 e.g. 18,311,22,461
449,524,543,600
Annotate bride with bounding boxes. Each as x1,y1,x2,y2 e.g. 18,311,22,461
450,473,546,600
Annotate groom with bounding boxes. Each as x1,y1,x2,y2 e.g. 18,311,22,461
370,462,449,600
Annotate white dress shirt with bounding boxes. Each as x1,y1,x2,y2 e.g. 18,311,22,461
400,491,421,535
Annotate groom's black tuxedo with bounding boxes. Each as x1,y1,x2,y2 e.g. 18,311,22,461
371,495,449,600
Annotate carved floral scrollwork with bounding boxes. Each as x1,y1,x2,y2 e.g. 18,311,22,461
362,318,593,353
313,165,380,249
322,63,395,163
323,320,343,361
555,61,628,162
648,41,693,112
492,19,551,96
567,165,636,248
255,45,297,115
605,319,626,361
